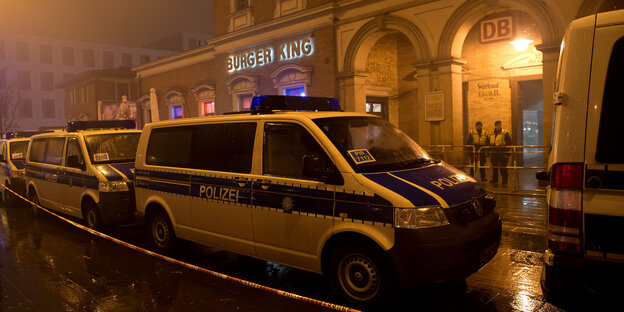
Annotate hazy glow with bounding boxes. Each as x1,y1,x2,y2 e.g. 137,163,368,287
510,39,534,52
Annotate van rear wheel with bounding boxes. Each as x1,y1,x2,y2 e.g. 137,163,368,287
330,242,393,309
149,210,175,252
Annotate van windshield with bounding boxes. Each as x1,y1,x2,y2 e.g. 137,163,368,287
314,117,433,173
9,141,29,160
85,133,140,164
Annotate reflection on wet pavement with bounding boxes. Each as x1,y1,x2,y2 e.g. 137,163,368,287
0,195,574,311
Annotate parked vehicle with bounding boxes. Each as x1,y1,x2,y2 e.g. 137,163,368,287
25,120,141,230
0,130,52,205
538,8,624,297
134,95,502,308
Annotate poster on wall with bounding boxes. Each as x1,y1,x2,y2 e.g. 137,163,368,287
467,79,511,132
425,91,445,121
102,102,137,120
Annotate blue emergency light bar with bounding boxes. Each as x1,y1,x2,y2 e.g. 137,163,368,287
250,95,341,115
66,120,136,132
4,130,53,139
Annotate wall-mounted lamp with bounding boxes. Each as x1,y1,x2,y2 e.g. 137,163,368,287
510,38,534,52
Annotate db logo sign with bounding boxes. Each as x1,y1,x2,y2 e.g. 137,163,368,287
480,16,513,43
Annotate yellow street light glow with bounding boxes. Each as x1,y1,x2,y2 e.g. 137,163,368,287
510,38,534,52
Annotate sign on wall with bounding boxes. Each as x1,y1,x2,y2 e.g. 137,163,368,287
101,102,137,120
480,16,513,43
227,37,314,72
467,79,511,132
425,91,445,122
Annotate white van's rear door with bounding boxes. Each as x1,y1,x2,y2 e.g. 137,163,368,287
583,11,624,260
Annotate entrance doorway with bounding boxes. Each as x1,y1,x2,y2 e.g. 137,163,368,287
518,79,543,166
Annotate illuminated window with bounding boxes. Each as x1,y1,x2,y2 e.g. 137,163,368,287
283,86,305,96
366,97,387,119
202,101,215,116
171,105,183,119
238,94,252,111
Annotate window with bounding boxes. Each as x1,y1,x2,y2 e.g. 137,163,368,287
238,94,252,111
85,133,141,163
42,99,55,119
596,36,624,163
41,72,54,91
40,44,53,64
65,138,84,169
202,101,215,116
171,105,183,119
103,51,114,68
83,49,95,67
17,70,31,90
43,137,65,166
29,139,46,163
140,55,151,64
195,123,256,173
146,126,194,167
10,142,29,160
365,97,387,119
263,123,331,180
117,82,129,100
121,53,132,67
16,42,29,62
18,99,32,118
234,0,248,11
62,47,75,65
283,85,306,96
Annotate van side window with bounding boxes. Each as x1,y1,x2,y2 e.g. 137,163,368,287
65,138,84,169
263,123,331,180
194,123,256,173
43,138,65,166
29,139,46,163
146,126,194,168
596,36,624,163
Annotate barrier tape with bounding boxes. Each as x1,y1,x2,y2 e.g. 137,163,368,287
0,184,360,312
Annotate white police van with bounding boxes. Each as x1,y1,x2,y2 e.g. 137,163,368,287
134,95,502,308
25,120,141,229
538,9,624,297
0,131,52,205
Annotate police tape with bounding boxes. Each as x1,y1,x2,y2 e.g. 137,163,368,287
0,184,360,312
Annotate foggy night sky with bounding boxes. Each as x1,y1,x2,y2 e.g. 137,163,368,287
0,0,214,47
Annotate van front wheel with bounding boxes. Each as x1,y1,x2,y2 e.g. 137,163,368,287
83,201,103,231
330,243,393,309
149,210,175,252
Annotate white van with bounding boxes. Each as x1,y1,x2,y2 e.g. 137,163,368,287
134,95,502,308
0,131,51,205
539,9,624,296
25,120,141,229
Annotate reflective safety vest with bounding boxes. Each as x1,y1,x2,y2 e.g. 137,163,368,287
469,129,488,146
490,129,510,146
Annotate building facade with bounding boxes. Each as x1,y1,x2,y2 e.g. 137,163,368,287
0,32,177,132
133,0,622,149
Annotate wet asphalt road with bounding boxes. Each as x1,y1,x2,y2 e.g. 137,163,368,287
0,194,610,311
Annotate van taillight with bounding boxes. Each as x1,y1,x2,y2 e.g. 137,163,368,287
548,163,583,255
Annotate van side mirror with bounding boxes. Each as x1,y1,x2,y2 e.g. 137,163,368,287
303,153,344,185
67,155,86,171
536,171,550,182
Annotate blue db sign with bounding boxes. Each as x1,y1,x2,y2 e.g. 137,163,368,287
480,16,513,43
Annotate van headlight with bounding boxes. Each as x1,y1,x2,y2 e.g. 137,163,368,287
99,181,129,192
394,206,450,229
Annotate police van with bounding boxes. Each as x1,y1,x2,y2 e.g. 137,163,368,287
0,131,52,205
25,120,141,230
134,95,502,308
538,9,624,297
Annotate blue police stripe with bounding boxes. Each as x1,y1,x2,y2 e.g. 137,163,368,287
25,164,100,189
12,160,26,170
364,163,485,207
109,162,135,180
136,179,190,195
252,183,334,216
135,169,189,183
95,165,123,181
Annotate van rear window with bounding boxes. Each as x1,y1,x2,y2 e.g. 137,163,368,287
596,36,624,163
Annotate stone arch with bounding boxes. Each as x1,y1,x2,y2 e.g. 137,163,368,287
438,0,566,59
343,14,432,73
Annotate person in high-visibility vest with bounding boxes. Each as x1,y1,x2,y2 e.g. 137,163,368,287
489,120,512,184
466,121,489,180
